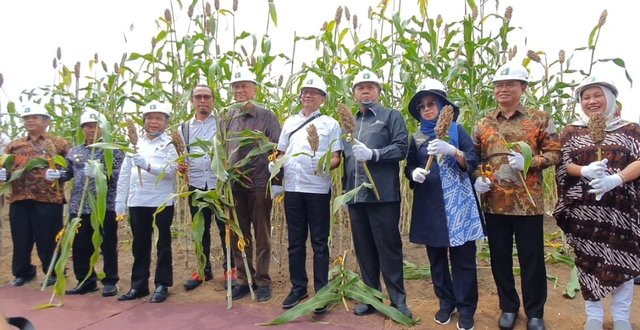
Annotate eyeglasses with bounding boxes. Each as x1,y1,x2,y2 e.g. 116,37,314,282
417,101,437,112
493,81,520,90
301,89,323,96
193,94,213,100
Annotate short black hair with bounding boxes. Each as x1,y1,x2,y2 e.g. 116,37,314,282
190,84,214,98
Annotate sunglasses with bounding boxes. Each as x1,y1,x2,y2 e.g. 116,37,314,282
193,94,213,100
417,101,438,112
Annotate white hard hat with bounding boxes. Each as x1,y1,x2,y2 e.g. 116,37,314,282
21,103,50,118
352,69,382,90
230,67,257,85
300,72,327,96
142,101,171,117
80,110,106,125
574,75,618,101
492,62,529,83
408,78,459,121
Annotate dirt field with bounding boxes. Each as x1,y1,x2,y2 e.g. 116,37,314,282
1,200,638,329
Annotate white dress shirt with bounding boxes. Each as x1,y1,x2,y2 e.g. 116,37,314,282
180,114,218,190
277,109,343,194
116,132,178,207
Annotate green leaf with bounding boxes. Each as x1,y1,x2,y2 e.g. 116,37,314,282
268,1,278,27
563,266,581,299
88,142,135,154
331,183,371,214
507,141,533,177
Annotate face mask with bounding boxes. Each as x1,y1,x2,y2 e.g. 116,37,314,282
146,130,163,138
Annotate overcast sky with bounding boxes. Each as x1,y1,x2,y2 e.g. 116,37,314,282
0,0,637,121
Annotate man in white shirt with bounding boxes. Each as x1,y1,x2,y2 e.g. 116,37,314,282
180,85,236,290
270,73,342,312
115,101,178,304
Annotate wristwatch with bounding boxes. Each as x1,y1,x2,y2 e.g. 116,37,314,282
454,149,464,158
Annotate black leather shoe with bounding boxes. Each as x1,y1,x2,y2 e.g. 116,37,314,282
634,276,640,285
313,304,331,315
102,284,119,297
256,285,271,302
66,282,98,295
499,312,518,330
281,290,308,309
150,286,169,303
231,284,251,300
10,276,35,287
183,272,213,290
527,318,545,330
394,304,413,319
117,288,150,301
354,303,375,316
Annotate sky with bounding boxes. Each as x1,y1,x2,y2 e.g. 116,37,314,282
0,0,638,122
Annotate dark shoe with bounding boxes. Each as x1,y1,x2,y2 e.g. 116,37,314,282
117,288,150,301
102,284,119,297
43,276,57,287
281,290,308,309
527,318,545,330
256,285,272,302
313,304,331,315
354,303,375,316
395,304,413,319
231,284,251,301
223,268,238,290
150,285,168,303
183,271,212,290
435,307,457,325
66,282,98,295
499,312,518,330
457,314,475,330
634,276,640,285
10,275,35,287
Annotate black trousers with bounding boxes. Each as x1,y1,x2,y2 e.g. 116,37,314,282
349,202,407,306
284,191,330,294
9,200,64,278
485,213,547,318
426,241,478,316
188,186,234,275
70,211,119,285
129,206,174,290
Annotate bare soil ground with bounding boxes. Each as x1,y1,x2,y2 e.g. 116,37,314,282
1,201,638,329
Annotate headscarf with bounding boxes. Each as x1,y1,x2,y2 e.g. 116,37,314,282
419,94,460,148
572,84,629,131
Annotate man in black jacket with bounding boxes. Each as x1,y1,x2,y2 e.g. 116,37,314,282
342,69,412,319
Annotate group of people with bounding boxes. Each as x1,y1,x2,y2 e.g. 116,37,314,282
1,61,638,330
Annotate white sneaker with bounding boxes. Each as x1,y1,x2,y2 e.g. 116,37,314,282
583,319,603,330
613,320,632,330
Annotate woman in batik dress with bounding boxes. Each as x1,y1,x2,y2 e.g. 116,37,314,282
554,76,640,330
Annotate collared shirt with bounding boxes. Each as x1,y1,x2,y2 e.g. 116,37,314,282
225,104,281,190
0,133,10,154
61,143,125,214
181,114,217,190
5,133,70,204
472,104,561,215
342,103,408,203
116,133,177,207
277,109,343,194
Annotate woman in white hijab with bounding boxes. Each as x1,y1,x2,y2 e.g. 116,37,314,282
554,76,640,330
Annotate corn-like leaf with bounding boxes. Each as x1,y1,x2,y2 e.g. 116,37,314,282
331,182,372,214
563,266,581,299
88,142,135,154
507,141,533,177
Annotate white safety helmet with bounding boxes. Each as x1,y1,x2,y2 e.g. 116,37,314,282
417,78,447,95
230,67,257,85
80,110,106,125
142,101,171,117
574,75,618,101
492,62,529,83
352,69,382,90
21,103,50,118
408,78,459,121
300,72,327,96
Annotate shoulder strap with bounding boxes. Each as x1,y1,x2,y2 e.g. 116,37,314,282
287,113,321,143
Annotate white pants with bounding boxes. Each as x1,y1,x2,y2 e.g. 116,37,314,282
585,279,635,322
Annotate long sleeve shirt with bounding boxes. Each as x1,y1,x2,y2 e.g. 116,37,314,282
60,143,125,214
342,103,408,203
277,109,343,194
472,104,561,215
180,114,217,190
116,133,178,207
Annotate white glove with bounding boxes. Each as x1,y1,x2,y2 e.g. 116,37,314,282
268,161,275,174
508,151,525,171
411,168,430,183
0,168,6,182
427,139,457,156
580,159,608,180
83,163,103,178
132,153,149,170
45,169,61,181
589,174,623,201
270,185,284,199
352,144,373,161
115,201,127,216
474,177,492,194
